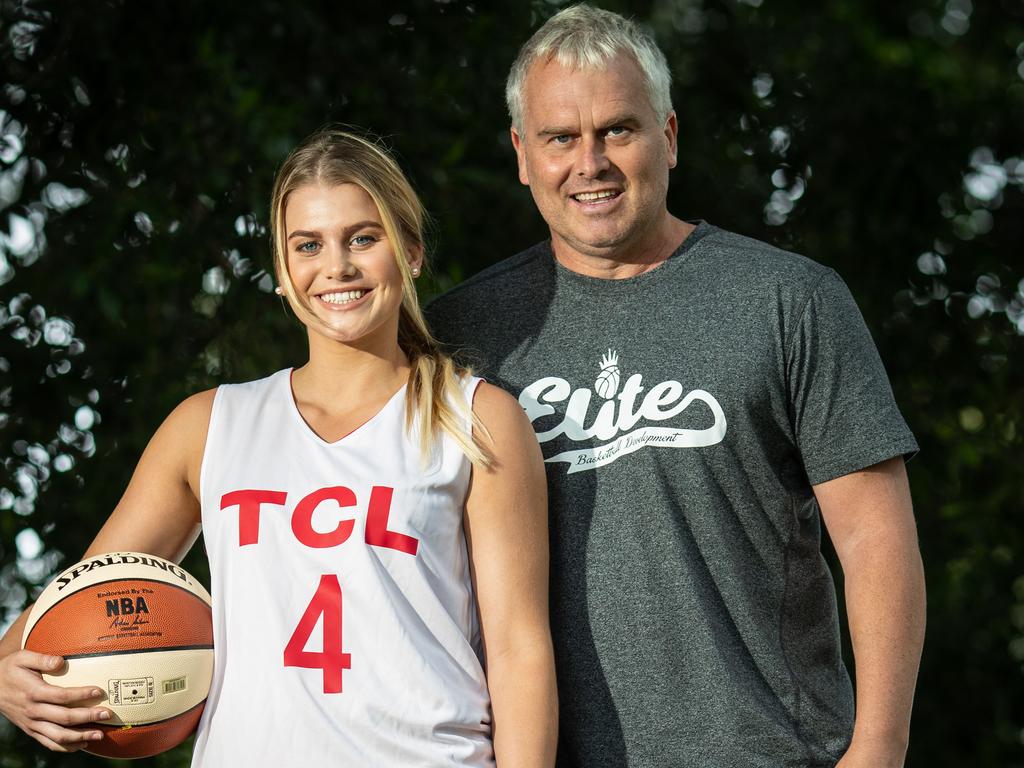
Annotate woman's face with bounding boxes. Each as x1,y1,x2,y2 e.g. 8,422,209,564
283,183,419,348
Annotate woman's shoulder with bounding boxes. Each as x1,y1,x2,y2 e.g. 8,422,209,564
216,368,291,395
471,382,535,444
194,369,292,412
168,368,292,438
161,388,219,441
471,380,516,412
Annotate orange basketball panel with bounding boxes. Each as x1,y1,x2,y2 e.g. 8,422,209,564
24,579,213,657
87,701,205,759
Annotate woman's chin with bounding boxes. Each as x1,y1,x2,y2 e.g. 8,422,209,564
305,317,396,351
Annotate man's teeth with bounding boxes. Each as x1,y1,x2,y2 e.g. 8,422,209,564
320,290,367,305
574,191,618,202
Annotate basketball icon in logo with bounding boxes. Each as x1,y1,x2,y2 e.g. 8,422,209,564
594,349,621,399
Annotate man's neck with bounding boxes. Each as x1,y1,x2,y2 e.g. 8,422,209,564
551,215,695,280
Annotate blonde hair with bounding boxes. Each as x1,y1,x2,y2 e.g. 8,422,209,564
506,3,673,130
269,126,493,468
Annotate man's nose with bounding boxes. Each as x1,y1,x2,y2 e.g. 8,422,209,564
575,136,610,178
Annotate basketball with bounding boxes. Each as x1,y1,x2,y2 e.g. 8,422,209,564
21,552,214,759
594,365,620,399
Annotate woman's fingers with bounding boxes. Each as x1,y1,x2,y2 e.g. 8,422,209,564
29,720,104,752
1,650,113,752
15,650,64,673
27,701,111,727
14,652,105,704
24,694,112,753
40,680,106,707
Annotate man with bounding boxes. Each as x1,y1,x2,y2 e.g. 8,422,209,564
428,5,925,767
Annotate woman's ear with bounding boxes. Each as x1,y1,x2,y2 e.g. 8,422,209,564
408,245,424,277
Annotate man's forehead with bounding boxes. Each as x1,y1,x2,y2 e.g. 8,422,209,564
520,53,653,125
524,51,644,90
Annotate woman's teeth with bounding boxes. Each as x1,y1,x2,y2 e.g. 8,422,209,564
320,290,367,305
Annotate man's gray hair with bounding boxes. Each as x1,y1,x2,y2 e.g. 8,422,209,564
505,4,673,130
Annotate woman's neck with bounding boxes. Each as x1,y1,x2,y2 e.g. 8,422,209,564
294,332,410,413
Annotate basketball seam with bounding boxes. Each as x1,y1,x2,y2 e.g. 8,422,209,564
63,644,214,660
95,697,207,731
24,577,211,648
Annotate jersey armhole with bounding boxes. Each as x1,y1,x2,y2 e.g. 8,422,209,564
468,375,484,408
197,386,226,510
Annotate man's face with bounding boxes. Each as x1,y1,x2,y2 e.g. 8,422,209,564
511,53,678,262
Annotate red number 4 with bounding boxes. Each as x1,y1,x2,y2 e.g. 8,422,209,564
283,574,352,693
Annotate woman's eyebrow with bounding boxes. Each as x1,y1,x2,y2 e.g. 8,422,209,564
287,221,384,240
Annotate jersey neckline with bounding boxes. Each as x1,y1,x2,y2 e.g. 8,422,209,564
281,368,408,448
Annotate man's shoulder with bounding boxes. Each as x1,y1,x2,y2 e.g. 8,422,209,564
428,241,551,318
424,241,555,367
700,225,834,287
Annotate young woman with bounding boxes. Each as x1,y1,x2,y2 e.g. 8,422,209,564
0,128,557,766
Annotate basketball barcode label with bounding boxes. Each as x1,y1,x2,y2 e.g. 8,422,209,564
163,676,187,694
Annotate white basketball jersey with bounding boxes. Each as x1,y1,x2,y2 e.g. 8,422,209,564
191,369,493,767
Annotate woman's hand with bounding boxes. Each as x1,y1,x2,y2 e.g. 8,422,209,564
0,647,111,751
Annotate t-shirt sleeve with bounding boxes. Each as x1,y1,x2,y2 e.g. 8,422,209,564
787,268,918,485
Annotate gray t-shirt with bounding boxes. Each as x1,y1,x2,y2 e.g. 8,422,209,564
427,222,918,768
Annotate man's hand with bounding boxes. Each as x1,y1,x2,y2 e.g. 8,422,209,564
835,739,908,768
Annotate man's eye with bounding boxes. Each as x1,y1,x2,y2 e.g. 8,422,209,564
607,126,629,137
552,135,572,145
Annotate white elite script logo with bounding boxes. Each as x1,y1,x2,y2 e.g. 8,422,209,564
519,350,727,474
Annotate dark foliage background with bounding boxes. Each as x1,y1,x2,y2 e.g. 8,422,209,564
0,0,1022,765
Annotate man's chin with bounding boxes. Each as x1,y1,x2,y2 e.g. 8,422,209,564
558,230,633,257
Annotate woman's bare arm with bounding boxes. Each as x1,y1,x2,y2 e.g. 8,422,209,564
0,390,216,752
464,383,557,767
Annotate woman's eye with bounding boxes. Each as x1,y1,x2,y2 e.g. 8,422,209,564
351,234,377,247
296,241,320,253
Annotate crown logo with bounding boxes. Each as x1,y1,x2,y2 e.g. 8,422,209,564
594,349,621,399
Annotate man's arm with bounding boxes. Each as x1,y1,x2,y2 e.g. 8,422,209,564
815,457,925,768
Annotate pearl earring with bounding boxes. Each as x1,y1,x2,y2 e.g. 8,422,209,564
274,286,284,296
411,267,420,277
